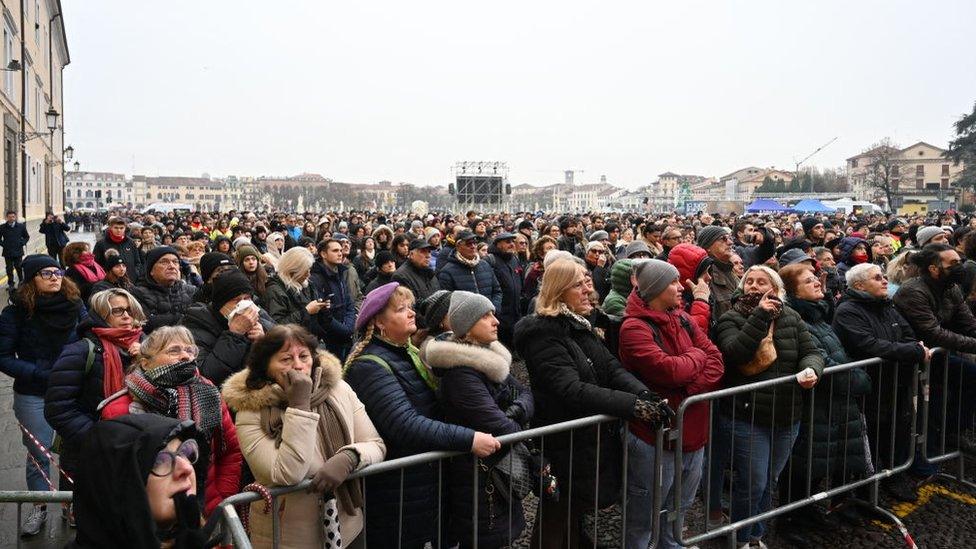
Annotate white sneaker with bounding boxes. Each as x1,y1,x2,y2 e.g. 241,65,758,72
21,505,46,537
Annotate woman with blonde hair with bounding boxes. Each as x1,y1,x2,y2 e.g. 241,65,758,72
46,288,146,473
714,265,824,547
262,247,329,328
344,282,501,548
100,326,241,518
885,249,918,297
514,258,672,548
222,324,385,548
262,232,286,270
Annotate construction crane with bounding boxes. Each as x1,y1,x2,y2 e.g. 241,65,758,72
794,137,839,193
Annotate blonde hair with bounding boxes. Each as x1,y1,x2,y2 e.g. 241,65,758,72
277,247,314,292
88,289,147,327
344,286,416,371
135,326,195,371
738,265,786,300
535,259,585,316
886,250,918,285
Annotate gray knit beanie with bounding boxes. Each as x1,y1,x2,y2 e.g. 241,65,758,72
915,225,943,247
634,259,680,301
696,225,730,250
448,291,495,338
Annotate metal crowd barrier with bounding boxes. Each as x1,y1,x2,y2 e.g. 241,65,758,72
214,414,667,549
673,355,922,549
7,348,976,548
919,348,976,491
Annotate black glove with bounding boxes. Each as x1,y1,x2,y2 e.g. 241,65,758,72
633,391,675,427
504,402,526,424
171,490,217,549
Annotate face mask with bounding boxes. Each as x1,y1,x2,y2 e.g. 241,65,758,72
942,264,967,285
850,252,868,265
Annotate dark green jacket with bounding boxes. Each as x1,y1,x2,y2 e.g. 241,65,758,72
787,297,870,482
715,295,824,426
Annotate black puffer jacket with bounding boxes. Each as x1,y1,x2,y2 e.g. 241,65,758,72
513,312,648,507
715,294,825,426
423,336,534,548
392,260,440,305
485,250,523,340
180,303,275,388
93,231,144,280
133,277,197,334
44,312,139,445
787,297,870,482
893,275,976,353
835,288,924,466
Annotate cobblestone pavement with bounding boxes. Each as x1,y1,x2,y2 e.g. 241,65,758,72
2,252,975,547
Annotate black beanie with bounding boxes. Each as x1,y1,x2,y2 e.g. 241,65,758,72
103,254,126,269
200,252,234,282
420,290,452,331
144,246,179,274
22,254,60,282
211,271,255,311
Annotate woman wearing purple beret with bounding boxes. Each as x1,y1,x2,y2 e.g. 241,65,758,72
343,282,501,548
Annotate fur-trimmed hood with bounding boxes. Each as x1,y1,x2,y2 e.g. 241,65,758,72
420,336,511,383
221,350,342,413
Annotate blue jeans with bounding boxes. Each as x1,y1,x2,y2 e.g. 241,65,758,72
13,393,55,491
707,410,733,514
624,432,704,549
728,417,800,544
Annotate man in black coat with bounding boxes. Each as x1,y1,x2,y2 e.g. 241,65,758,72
133,246,197,334
393,238,440,311
485,232,523,346
93,216,144,281
0,210,30,288
181,271,272,387
39,212,70,265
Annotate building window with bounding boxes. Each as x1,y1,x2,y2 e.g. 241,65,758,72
942,178,950,188
24,68,30,123
891,165,899,177
850,159,858,168
34,2,40,45
3,26,12,97
942,164,950,176
916,178,924,188
916,165,924,177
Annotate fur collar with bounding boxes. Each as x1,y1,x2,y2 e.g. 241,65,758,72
421,337,511,383
221,350,342,412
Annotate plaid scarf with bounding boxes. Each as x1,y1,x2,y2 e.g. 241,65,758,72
125,360,223,446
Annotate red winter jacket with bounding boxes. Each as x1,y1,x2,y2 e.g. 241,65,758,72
667,243,713,333
102,392,242,516
618,292,724,451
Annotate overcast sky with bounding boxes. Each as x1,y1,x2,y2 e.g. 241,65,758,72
62,0,976,189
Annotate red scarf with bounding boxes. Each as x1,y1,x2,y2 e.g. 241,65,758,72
92,326,143,397
108,231,125,244
73,253,106,283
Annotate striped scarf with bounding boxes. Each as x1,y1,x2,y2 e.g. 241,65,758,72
125,360,223,445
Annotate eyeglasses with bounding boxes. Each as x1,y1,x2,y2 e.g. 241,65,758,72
109,306,133,317
151,439,199,477
155,258,180,266
38,269,65,280
162,345,199,358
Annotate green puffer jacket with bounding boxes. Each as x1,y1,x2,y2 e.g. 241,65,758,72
787,297,871,483
715,294,824,427
601,259,633,317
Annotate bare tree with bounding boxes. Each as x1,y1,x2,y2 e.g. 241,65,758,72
858,137,901,210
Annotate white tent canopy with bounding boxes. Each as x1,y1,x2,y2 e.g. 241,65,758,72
821,199,883,214
142,202,194,213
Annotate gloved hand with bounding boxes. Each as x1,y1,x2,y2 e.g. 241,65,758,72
279,369,313,411
504,402,526,424
170,490,216,549
632,391,675,427
310,449,359,493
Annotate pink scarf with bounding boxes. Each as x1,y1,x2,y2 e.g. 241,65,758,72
74,252,106,283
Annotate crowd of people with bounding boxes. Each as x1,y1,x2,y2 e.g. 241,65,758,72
0,205,974,548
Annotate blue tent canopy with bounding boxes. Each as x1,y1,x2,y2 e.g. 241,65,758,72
792,199,835,213
745,199,792,213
